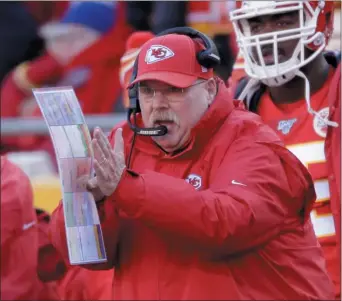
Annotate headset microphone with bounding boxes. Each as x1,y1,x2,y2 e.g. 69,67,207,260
127,108,168,136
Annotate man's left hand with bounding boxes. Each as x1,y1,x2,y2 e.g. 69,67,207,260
91,127,126,196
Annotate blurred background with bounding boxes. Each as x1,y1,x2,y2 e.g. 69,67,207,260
0,1,341,214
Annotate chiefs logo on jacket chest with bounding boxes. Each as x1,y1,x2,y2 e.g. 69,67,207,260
185,174,202,190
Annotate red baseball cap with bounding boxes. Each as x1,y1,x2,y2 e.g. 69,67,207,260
127,34,214,88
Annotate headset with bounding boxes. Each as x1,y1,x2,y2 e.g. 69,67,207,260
127,26,221,137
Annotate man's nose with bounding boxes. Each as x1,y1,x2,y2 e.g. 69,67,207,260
152,91,169,109
262,21,276,34
257,21,277,43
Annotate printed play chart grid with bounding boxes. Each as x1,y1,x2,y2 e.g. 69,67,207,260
33,87,107,265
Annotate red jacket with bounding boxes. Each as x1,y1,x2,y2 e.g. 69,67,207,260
0,156,59,300
325,63,341,292
57,266,113,300
49,83,334,300
233,62,341,297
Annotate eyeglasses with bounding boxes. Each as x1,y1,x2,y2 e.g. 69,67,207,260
138,80,207,102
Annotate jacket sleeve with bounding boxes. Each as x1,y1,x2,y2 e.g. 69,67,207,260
113,138,314,255
49,197,121,270
0,157,41,300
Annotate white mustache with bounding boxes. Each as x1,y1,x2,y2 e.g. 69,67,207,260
150,111,179,126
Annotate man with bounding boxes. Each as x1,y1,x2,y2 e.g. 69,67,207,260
230,1,341,298
49,30,334,300
0,156,58,300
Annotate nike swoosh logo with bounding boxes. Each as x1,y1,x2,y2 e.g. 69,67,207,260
231,180,247,186
22,221,36,231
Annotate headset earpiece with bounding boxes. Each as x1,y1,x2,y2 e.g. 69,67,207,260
128,56,140,112
196,49,220,69
157,27,221,69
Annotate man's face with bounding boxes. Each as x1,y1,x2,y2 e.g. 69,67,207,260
139,79,214,153
247,11,300,65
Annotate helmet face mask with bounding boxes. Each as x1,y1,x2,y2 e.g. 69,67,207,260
230,0,334,86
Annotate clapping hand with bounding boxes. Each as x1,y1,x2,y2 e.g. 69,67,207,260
89,127,126,198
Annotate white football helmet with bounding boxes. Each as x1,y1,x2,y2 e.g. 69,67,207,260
229,0,335,87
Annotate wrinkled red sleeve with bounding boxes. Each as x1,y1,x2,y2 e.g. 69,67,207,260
0,158,41,300
113,138,314,255
56,265,112,300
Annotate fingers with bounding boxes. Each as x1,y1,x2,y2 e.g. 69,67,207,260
91,127,125,193
94,127,112,159
92,138,106,164
93,158,107,181
113,128,124,157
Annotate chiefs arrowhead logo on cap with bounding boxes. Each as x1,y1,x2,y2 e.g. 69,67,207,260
145,45,175,64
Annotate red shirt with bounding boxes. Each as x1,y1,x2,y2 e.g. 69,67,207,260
257,68,340,297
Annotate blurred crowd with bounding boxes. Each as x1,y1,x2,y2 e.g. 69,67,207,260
0,1,341,300
0,1,242,164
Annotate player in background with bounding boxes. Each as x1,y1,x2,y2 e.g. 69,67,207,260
230,1,340,298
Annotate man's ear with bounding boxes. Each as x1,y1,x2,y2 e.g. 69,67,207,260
207,78,217,105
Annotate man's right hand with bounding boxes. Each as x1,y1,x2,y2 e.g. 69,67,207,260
86,177,105,203
91,127,126,197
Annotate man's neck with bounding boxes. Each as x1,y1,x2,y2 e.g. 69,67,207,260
268,53,330,105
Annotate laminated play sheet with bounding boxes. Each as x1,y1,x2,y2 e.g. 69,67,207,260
33,87,107,265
